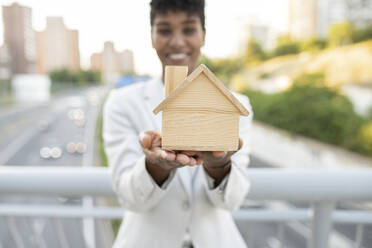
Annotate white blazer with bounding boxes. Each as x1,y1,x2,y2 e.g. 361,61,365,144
103,77,253,248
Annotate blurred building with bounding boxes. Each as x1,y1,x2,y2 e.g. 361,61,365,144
90,41,134,83
36,17,80,73
0,44,11,80
289,0,317,40
347,0,372,26
90,53,102,71
246,23,277,51
2,2,37,74
289,0,372,39
119,49,134,74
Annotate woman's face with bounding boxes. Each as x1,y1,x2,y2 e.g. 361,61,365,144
151,11,205,74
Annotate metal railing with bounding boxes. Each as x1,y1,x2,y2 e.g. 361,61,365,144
1,166,372,248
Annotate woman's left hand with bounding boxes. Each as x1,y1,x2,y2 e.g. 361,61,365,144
195,138,243,186
197,138,243,169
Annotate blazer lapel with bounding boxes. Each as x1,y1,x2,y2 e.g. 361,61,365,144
143,78,193,199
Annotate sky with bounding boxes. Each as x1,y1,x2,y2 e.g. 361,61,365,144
0,0,289,76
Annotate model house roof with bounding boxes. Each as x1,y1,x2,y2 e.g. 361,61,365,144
153,64,249,116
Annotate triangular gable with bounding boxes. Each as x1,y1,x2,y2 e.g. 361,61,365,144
153,64,249,116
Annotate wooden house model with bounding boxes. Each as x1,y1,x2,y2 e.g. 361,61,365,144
153,64,249,151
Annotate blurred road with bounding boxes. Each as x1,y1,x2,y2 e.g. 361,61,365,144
0,86,113,248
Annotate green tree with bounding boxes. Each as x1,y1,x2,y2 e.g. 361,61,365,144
301,37,327,52
352,25,372,43
272,35,300,57
77,70,101,84
244,73,366,150
328,21,354,46
198,55,243,84
49,68,78,83
244,39,267,64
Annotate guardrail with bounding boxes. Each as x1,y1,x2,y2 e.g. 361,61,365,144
1,166,372,248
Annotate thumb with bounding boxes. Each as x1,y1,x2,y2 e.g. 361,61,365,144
139,131,152,149
139,130,162,149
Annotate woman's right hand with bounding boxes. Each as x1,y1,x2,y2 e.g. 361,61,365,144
139,130,202,172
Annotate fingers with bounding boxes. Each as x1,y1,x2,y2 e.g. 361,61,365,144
140,132,204,167
139,130,162,149
196,157,204,165
189,157,197,166
212,151,227,157
176,153,190,165
181,150,197,156
238,138,243,150
139,132,152,149
153,147,176,161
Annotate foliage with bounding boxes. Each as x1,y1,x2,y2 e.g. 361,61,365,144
358,122,372,155
272,35,300,57
244,73,372,157
352,25,372,43
328,21,354,46
49,68,101,86
49,68,77,83
199,55,244,84
301,37,327,52
97,112,108,168
258,72,272,79
244,39,267,64
0,79,12,106
77,70,101,84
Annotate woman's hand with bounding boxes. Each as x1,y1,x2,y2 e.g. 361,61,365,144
197,138,243,186
139,130,203,185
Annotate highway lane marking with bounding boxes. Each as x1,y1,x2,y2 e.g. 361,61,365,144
5,217,25,248
0,101,66,165
30,218,47,248
267,236,282,248
53,218,70,248
0,122,42,165
268,202,365,248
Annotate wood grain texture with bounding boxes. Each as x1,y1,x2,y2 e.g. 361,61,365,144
164,66,188,98
153,64,249,116
165,73,240,113
162,111,239,151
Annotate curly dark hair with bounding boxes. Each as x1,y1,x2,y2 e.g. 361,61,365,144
150,0,205,31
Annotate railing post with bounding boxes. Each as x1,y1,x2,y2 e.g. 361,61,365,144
311,202,334,248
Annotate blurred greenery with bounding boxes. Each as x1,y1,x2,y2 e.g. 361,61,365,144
97,112,108,168
243,23,372,65
300,37,328,52
49,68,101,86
328,21,354,46
199,55,244,84
0,79,13,107
352,25,372,43
244,73,372,157
244,39,267,64
272,35,301,57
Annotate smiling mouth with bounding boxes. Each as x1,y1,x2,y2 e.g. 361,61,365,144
168,53,189,60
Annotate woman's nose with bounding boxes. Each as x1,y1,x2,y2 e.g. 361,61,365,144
169,32,186,48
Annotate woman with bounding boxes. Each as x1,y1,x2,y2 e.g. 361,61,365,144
103,0,253,247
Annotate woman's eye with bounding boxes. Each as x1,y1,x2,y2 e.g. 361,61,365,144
158,29,171,36
183,28,196,35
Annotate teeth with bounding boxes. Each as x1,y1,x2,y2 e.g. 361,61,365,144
169,53,187,60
